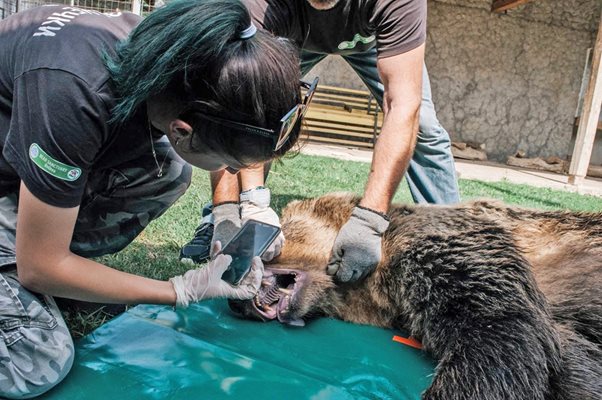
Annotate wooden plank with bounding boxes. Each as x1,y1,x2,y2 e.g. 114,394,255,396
491,0,532,13
305,125,377,139
306,114,382,128
315,89,371,101
303,135,374,148
308,103,380,116
305,121,380,134
308,132,372,146
569,12,602,185
313,93,371,108
307,102,382,117
306,110,382,127
316,85,372,97
305,120,380,134
312,99,372,112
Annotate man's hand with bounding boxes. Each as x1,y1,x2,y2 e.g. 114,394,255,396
240,187,284,261
327,206,390,283
170,242,264,308
210,203,242,258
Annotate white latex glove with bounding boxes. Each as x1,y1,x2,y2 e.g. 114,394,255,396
240,187,284,261
170,242,264,308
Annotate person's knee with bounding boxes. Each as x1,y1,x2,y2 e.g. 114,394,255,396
0,327,75,399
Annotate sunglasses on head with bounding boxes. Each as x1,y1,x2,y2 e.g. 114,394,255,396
184,77,318,152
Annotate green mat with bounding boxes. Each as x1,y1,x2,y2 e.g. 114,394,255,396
42,300,435,399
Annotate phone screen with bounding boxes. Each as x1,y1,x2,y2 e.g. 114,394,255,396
220,220,281,285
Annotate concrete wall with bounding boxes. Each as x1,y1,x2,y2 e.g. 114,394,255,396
305,0,601,163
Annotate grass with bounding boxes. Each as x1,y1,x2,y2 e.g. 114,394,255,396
63,153,602,338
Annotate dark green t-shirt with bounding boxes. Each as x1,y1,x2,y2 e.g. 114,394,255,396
244,0,426,58
0,5,149,207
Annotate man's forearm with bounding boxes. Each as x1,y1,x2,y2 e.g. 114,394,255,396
239,163,266,191
211,170,240,204
360,107,420,213
210,163,267,205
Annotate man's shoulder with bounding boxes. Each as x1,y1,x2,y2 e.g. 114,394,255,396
243,0,298,35
368,0,425,21
366,0,426,58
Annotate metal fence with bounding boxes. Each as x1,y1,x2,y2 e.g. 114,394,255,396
0,0,158,19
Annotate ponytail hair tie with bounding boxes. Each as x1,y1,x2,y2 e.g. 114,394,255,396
239,22,257,40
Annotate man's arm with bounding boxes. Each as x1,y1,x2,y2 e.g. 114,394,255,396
209,163,265,204
211,169,241,205
360,44,424,213
327,44,425,283
209,164,283,261
238,163,285,261
238,163,265,191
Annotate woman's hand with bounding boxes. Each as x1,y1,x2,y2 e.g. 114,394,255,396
170,241,264,308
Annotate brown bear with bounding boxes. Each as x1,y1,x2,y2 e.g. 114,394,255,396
229,193,602,400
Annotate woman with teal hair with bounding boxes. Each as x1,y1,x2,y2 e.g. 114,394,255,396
0,0,308,397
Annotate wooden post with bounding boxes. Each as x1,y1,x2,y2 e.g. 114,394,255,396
131,0,141,15
569,12,602,185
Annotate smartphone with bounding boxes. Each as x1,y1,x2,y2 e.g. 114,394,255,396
219,220,281,286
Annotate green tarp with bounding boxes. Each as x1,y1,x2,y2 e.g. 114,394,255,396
42,300,434,399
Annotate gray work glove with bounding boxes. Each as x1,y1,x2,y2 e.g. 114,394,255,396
170,241,264,308
327,206,390,283
210,203,242,258
240,187,285,261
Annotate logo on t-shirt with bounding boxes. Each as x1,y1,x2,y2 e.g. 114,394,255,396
337,33,376,50
32,6,122,38
29,143,82,182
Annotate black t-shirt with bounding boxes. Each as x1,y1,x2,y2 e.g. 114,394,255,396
244,0,426,58
0,5,150,208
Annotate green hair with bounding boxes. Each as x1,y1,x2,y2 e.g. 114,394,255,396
107,0,302,164
107,0,256,122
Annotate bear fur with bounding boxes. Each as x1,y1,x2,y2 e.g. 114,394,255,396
230,194,601,400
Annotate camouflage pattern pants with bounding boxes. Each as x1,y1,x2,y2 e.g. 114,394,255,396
0,138,192,398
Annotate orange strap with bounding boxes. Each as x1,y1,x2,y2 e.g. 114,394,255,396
392,335,422,350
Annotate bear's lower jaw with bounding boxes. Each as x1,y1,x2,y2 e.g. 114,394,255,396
244,268,308,326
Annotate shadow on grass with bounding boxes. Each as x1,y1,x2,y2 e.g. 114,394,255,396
462,180,569,209
96,241,189,280
270,193,313,213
